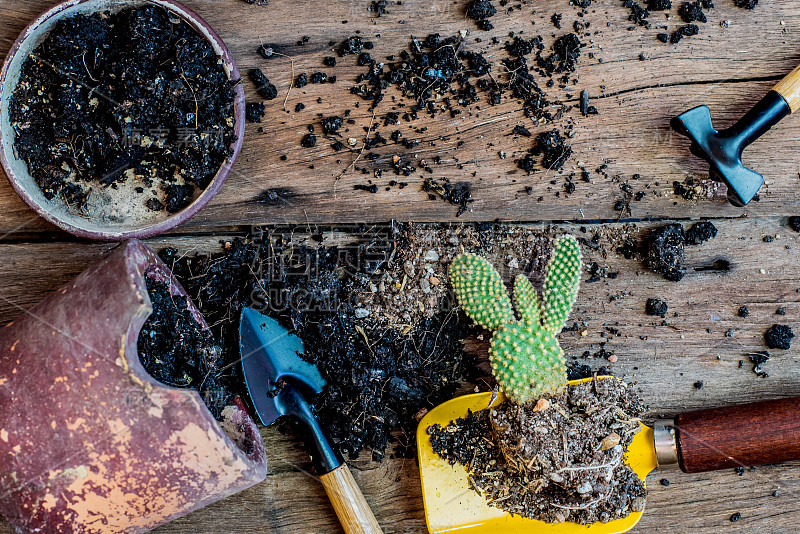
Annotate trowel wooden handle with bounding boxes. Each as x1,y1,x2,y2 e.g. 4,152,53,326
676,396,800,473
319,463,383,534
772,64,800,113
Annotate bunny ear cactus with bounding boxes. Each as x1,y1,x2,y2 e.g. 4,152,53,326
449,235,582,404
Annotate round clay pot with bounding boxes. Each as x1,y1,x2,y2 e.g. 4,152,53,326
0,0,245,241
0,240,267,533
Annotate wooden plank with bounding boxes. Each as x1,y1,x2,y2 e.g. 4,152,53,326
2,1,800,237
0,217,800,532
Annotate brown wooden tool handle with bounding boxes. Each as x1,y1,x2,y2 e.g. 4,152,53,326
676,396,800,473
772,64,800,113
319,464,383,534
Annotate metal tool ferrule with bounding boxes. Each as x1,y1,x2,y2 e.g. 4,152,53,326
653,418,679,468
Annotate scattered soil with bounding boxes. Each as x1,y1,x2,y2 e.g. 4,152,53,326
352,223,554,329
765,324,793,350
9,6,237,212
645,298,668,318
340,26,580,211
138,277,231,418
429,378,647,524
788,217,800,232
160,228,474,460
646,224,686,281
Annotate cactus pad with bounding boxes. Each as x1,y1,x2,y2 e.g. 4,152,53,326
449,235,582,403
449,254,514,331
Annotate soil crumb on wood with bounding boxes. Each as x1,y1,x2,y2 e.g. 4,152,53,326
685,221,717,245
646,224,685,281
9,6,237,213
645,298,668,318
765,324,794,350
429,378,646,524
138,277,231,418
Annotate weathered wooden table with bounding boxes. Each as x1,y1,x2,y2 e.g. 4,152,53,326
2,0,800,532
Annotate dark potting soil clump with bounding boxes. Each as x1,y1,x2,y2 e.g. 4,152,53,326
138,278,231,418
535,130,573,170
734,0,757,8
429,379,646,524
161,233,470,460
646,224,686,281
9,6,237,212
765,324,794,350
646,298,668,318
246,102,266,123
423,177,474,216
685,221,717,245
250,68,278,100
538,33,583,75
679,1,707,23
466,0,497,30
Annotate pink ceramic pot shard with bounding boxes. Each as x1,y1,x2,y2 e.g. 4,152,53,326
0,239,267,533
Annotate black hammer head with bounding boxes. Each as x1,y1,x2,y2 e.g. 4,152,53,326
671,92,791,207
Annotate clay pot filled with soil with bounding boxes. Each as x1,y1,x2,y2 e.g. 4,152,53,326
0,0,244,240
0,240,266,533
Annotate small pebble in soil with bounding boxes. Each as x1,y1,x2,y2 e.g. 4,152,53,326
738,305,750,318
733,0,757,8
765,324,794,350
646,298,669,318
660,478,671,486
776,306,787,315
789,216,800,232
693,380,704,389
246,102,266,123
730,512,741,522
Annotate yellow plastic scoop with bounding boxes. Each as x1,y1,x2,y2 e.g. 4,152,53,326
416,377,657,534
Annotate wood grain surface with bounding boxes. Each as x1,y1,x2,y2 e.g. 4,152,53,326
2,0,800,532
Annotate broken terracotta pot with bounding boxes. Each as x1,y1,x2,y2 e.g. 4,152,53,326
0,240,267,533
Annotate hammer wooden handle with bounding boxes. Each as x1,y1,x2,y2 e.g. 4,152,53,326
772,64,800,113
319,464,383,534
676,396,800,473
